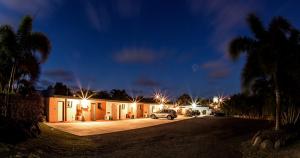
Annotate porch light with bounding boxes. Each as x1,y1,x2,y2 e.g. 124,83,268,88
192,102,197,108
81,98,89,108
132,102,137,106
159,104,164,110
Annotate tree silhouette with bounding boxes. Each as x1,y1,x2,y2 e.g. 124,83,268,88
0,16,51,93
229,13,300,130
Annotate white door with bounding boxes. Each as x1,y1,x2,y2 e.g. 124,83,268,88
57,102,64,122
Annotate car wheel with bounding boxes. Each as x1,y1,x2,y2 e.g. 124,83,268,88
167,115,172,120
151,114,156,119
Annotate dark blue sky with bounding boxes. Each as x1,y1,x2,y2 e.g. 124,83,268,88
1,0,300,98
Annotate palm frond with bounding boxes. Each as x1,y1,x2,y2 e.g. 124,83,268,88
17,16,33,50
241,52,264,91
228,36,256,60
31,32,51,62
246,13,266,40
0,25,17,57
269,16,292,34
19,55,40,83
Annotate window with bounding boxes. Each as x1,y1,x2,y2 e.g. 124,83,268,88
139,105,142,110
121,104,125,109
97,103,102,110
67,101,72,108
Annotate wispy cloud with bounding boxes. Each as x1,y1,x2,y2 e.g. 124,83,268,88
43,69,75,83
200,59,231,79
114,0,142,18
187,0,261,55
114,47,164,64
133,76,160,88
85,2,110,32
0,0,62,24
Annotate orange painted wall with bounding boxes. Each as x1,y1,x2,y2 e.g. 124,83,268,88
95,101,106,120
48,97,66,123
137,104,143,118
47,96,154,122
81,107,91,121
143,104,150,117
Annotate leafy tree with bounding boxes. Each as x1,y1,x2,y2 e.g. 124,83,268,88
176,93,192,106
93,91,111,99
53,82,73,96
110,89,130,100
229,13,300,130
0,16,51,93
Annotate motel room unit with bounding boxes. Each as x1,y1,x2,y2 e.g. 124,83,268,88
45,96,163,123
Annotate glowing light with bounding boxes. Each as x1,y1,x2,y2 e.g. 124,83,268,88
75,83,95,108
189,96,199,108
192,102,197,108
155,94,160,99
153,90,169,109
219,98,223,103
159,104,164,110
213,96,219,103
81,98,89,108
132,101,137,106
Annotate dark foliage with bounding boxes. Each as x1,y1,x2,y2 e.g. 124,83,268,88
0,94,44,143
110,89,130,101
184,109,200,117
229,13,300,130
176,93,191,106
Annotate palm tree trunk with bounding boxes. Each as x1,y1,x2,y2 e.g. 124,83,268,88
7,64,16,93
273,73,281,131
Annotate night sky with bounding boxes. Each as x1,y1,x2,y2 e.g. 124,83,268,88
1,0,300,98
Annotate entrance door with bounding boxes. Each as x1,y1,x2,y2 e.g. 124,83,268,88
119,105,122,120
57,101,64,122
91,103,96,121
137,104,143,118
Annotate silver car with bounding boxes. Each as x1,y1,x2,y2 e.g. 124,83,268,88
150,109,177,120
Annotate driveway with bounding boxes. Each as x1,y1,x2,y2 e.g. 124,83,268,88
46,116,190,136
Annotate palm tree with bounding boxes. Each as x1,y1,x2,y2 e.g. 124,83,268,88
0,16,51,93
228,14,299,130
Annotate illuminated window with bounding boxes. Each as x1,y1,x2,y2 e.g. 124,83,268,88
121,104,125,109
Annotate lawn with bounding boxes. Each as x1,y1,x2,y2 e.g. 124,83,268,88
0,117,284,158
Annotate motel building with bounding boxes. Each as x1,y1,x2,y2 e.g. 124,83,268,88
46,95,167,123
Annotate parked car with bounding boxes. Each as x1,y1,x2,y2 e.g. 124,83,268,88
150,109,177,120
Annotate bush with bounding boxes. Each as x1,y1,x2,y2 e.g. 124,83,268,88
281,106,300,128
0,94,44,143
184,109,200,117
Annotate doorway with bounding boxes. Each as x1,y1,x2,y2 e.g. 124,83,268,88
91,103,96,121
119,105,122,120
57,101,64,122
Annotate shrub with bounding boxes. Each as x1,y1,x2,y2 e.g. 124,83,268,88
184,109,200,117
0,94,44,143
281,106,300,128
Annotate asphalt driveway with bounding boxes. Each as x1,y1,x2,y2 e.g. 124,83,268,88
46,116,190,136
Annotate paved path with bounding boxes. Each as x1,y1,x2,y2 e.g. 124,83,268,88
46,116,190,136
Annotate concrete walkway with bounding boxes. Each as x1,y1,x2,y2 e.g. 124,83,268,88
45,116,190,136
